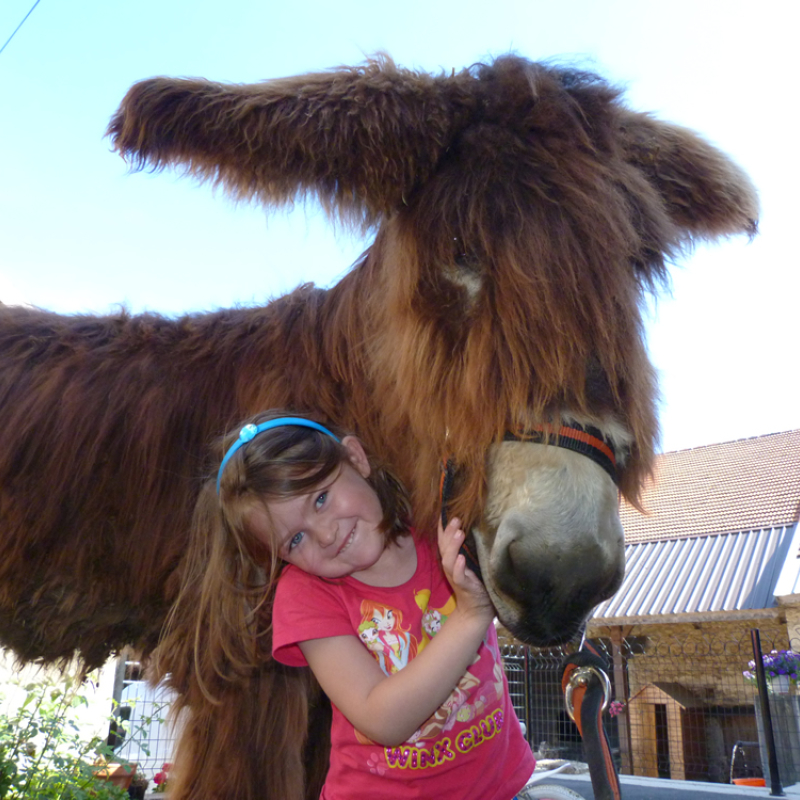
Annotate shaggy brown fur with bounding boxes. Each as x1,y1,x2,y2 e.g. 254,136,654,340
0,56,756,799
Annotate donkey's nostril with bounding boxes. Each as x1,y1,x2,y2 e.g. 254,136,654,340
486,507,625,646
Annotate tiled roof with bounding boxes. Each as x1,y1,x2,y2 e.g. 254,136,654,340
621,430,800,544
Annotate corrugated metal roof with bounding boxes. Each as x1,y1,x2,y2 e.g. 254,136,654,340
775,524,800,597
592,524,797,621
621,430,800,543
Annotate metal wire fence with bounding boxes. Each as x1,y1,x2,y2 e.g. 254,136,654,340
110,630,800,788
109,658,180,782
500,629,800,789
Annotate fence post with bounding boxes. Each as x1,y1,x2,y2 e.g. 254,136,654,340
524,647,534,747
751,628,785,796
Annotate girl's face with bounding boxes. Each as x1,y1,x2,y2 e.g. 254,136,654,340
247,436,386,580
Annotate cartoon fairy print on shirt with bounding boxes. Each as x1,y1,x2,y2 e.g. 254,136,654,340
353,588,507,758
359,600,418,675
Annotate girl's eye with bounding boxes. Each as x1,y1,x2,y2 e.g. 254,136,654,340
314,491,328,509
288,532,304,551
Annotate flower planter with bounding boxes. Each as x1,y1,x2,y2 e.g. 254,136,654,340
92,762,136,790
755,694,800,786
770,675,791,694
128,780,149,799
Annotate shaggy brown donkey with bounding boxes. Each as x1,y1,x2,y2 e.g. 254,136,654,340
0,56,756,799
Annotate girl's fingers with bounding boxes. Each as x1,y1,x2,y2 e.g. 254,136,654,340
438,517,461,541
438,519,463,559
441,539,461,577
453,552,466,580
440,519,490,607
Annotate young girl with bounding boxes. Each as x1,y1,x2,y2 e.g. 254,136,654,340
203,409,535,798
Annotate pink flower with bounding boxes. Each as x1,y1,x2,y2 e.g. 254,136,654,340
608,700,626,717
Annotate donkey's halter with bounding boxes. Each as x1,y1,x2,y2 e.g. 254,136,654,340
438,422,620,582
504,422,618,486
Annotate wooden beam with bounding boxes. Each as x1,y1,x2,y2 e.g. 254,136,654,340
609,625,633,775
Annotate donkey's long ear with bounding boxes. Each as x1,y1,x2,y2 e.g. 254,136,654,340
108,57,469,228
619,111,759,241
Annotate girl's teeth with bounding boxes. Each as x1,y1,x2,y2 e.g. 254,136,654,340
340,528,355,554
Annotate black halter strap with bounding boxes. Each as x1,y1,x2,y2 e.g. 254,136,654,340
438,423,620,583
504,423,618,486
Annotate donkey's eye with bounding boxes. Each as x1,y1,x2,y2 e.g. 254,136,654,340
453,237,470,267
452,237,481,275
445,238,482,301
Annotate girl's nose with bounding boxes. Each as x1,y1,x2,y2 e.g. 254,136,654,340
316,523,337,547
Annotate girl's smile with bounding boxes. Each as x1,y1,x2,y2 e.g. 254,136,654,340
337,526,356,556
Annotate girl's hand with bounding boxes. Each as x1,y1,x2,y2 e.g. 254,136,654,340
438,517,494,624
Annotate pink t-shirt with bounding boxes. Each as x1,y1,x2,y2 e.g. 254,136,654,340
272,534,535,800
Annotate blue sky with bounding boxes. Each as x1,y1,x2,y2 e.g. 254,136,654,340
0,0,795,453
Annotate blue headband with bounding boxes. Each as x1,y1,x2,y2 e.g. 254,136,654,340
216,417,341,493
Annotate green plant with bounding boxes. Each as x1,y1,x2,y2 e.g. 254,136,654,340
0,669,129,800
128,766,149,800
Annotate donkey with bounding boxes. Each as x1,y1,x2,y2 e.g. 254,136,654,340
0,56,756,798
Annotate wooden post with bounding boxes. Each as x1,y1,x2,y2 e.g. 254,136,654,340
630,700,658,777
666,702,686,780
610,625,633,775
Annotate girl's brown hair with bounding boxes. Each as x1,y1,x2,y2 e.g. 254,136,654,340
156,409,411,702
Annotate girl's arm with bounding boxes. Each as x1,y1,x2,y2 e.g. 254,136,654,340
298,518,494,746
